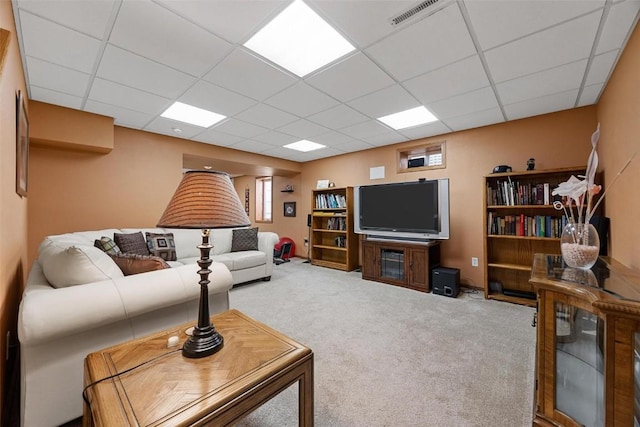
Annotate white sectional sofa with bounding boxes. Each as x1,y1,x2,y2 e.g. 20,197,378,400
18,227,279,427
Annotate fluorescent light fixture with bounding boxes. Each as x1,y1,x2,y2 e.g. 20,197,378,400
377,106,438,130
284,140,326,152
161,102,226,128
244,0,355,77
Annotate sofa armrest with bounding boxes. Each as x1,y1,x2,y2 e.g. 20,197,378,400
18,262,233,346
258,232,280,265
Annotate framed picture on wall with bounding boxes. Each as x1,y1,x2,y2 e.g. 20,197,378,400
284,202,296,217
16,90,29,197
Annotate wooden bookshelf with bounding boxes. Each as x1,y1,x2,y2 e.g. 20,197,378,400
310,187,358,271
483,167,586,306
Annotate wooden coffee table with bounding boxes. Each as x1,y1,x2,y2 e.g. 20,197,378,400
83,309,313,426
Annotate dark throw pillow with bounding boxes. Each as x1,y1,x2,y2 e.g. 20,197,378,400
231,227,259,252
146,232,177,261
94,236,122,256
113,231,150,256
110,253,170,276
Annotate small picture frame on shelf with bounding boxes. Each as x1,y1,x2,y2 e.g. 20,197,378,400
284,202,296,217
316,179,329,189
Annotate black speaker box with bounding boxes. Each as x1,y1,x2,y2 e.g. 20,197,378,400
432,267,460,298
408,157,425,168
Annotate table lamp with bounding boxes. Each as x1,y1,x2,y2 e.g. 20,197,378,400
157,170,250,358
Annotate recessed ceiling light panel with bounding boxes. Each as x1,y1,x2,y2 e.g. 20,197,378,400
377,106,438,130
284,139,326,152
161,102,226,128
244,0,355,77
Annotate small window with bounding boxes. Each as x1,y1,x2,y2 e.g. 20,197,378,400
255,176,272,222
397,141,445,173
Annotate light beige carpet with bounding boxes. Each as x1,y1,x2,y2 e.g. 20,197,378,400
230,258,536,427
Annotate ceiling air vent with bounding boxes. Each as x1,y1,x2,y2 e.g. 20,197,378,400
389,0,443,26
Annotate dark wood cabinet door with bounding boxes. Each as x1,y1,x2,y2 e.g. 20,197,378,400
362,242,377,281
409,248,428,290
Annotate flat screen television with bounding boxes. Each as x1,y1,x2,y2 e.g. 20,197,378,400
354,178,450,241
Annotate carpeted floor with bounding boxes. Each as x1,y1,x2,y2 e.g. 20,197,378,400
230,258,537,427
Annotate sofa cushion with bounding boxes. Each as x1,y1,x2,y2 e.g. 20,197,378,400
213,251,265,270
94,236,122,255
211,229,233,255
38,243,124,288
110,253,170,276
231,227,259,252
145,232,177,261
114,231,150,256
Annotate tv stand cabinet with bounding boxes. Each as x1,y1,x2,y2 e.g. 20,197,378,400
362,238,441,292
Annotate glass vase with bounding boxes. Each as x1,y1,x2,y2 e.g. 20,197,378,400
560,222,600,269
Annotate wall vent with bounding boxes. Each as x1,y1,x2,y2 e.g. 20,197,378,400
390,0,442,26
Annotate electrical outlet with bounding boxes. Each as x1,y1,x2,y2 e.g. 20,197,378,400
471,257,479,267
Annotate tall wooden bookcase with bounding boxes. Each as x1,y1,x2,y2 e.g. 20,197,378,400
483,167,586,306
311,186,358,271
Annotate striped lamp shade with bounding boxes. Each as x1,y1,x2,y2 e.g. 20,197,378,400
157,170,250,229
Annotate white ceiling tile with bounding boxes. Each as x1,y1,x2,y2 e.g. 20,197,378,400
585,49,620,86
97,45,196,98
307,147,348,160
362,131,409,147
212,119,269,139
308,0,414,48
578,83,605,106
443,107,505,132
109,0,231,76
403,55,490,104
427,86,499,120
26,56,89,97
230,140,279,154
18,11,101,73
307,104,369,129
312,131,358,146
16,0,116,39
88,78,170,114
192,128,245,147
466,0,605,50
306,52,395,102
179,80,256,117
277,120,331,139
30,86,83,110
597,0,640,54
265,83,339,117
144,117,205,139
260,146,308,161
84,100,153,128
348,84,419,119
485,11,603,83
397,121,452,140
251,131,299,145
156,0,287,43
366,3,476,81
235,103,299,129
497,60,587,105
504,89,580,121
340,120,391,139
335,139,375,153
203,49,297,101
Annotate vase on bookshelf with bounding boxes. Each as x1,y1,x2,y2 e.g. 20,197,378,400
560,222,599,269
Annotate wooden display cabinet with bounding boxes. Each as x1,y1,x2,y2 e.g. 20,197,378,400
483,167,586,306
362,238,440,293
310,186,358,271
530,254,640,426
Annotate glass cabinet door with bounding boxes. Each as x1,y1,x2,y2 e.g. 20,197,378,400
555,302,604,427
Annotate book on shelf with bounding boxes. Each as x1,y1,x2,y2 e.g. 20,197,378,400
487,213,567,238
487,179,557,207
315,193,346,209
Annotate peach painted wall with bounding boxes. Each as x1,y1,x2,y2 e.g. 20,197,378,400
300,107,598,288
27,122,301,266
596,23,640,270
0,1,27,419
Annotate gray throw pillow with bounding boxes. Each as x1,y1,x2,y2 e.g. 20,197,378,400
231,227,259,252
113,231,150,256
146,232,177,261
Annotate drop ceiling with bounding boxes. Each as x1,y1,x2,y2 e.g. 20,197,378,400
12,0,640,163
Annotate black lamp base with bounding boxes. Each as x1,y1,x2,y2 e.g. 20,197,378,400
182,324,224,358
